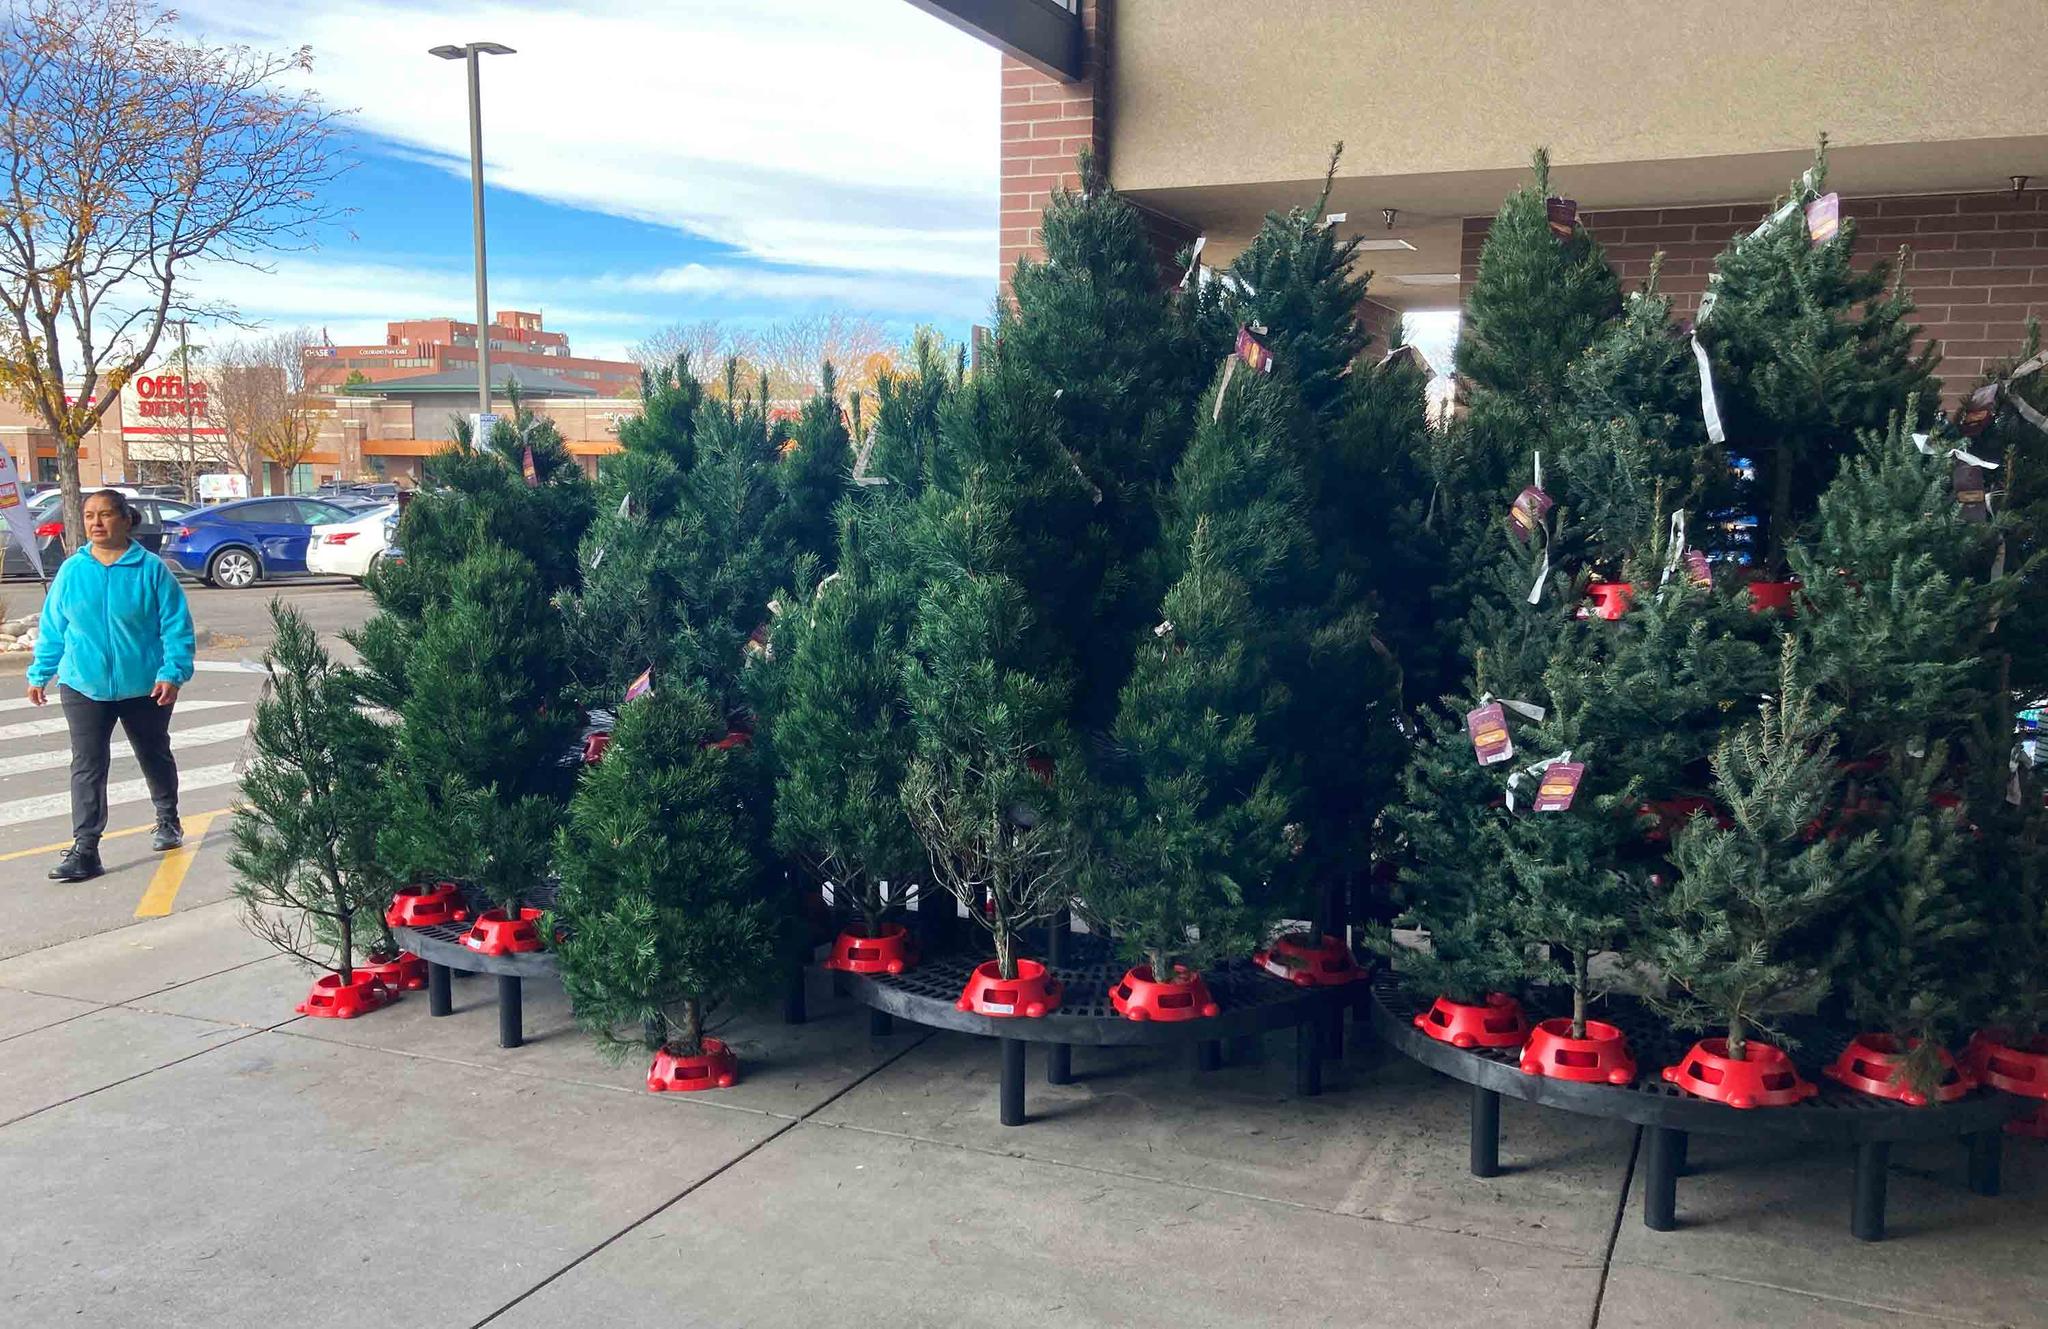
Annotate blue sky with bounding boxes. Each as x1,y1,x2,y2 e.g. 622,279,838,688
178,0,1002,362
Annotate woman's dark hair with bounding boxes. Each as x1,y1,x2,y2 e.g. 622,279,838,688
83,489,138,525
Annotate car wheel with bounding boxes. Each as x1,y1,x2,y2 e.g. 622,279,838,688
208,547,260,589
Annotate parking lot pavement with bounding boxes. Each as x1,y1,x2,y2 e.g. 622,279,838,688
0,582,373,959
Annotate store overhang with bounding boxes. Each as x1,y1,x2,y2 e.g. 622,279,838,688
1124,135,2048,313
901,0,1081,80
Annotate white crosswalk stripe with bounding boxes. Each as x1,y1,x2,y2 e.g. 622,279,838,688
0,761,243,828
0,719,253,778
0,699,235,743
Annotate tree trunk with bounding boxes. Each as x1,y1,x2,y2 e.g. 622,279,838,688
994,926,1016,981
338,912,353,985
1727,1013,1748,1062
678,997,704,1058
1571,950,1589,1040
1766,444,1794,576
58,443,84,554
1148,948,1170,983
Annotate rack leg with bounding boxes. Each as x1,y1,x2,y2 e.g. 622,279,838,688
1197,1039,1222,1072
868,1008,893,1038
1322,997,1345,1060
497,975,522,1049
1000,1038,1027,1127
1672,1128,1689,1176
1047,1043,1072,1085
1046,907,1069,969
1294,1017,1323,1096
1851,1141,1890,1242
782,965,807,1025
1470,1084,1501,1179
1968,1129,2002,1197
427,962,452,1017
1643,1127,1680,1231
1228,1033,1262,1064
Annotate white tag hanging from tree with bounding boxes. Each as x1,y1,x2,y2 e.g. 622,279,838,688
1692,334,1726,444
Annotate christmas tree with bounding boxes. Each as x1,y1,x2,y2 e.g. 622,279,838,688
762,501,924,941
1079,362,1308,982
1696,140,1940,572
862,330,960,492
616,353,706,471
551,685,778,1061
380,542,580,916
230,602,398,983
769,361,855,571
1640,643,1876,1062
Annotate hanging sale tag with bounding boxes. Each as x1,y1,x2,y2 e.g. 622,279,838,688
1533,760,1586,812
1954,461,1992,523
1235,326,1275,375
1467,702,1514,766
1545,196,1578,241
1179,235,1207,289
1509,485,1553,544
625,667,654,702
1959,382,2000,437
522,446,539,488
1692,335,1726,444
1804,192,1841,246
1686,549,1714,588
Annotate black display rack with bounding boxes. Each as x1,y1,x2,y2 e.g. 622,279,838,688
830,921,1355,1126
1367,972,2029,1241
391,880,562,1050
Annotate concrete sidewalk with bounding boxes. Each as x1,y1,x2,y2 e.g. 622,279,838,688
1,900,2042,1328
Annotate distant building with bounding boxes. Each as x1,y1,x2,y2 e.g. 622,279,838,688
304,310,641,399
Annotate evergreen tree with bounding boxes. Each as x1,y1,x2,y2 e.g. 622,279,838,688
900,473,1075,980
1697,142,1940,572
769,361,854,571
864,330,960,493
1640,644,1875,1061
616,353,706,471
230,602,397,982
1081,365,1308,978
380,543,579,915
551,685,778,1060
762,502,924,939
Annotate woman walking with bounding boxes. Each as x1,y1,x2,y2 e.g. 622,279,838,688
25,489,195,882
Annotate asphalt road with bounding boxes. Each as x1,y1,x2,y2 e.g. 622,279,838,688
0,579,375,959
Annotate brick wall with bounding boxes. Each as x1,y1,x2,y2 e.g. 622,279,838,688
1459,190,2048,399
1000,2,1109,289
1357,297,1404,353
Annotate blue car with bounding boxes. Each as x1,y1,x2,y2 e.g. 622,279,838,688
162,496,360,589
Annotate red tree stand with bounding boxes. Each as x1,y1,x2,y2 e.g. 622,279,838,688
1109,965,1220,1022
823,923,918,976
385,881,468,928
957,959,1061,1018
647,1038,738,1092
296,971,394,1020
1824,1034,1975,1107
1521,1017,1636,1084
1414,992,1530,1050
1253,933,1364,987
1662,1038,1818,1108
461,907,546,956
356,951,429,992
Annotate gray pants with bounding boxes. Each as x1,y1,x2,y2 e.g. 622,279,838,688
61,686,178,847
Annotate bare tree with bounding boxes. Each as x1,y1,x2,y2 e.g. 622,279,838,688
631,319,758,378
755,313,889,399
0,0,346,547
207,329,329,495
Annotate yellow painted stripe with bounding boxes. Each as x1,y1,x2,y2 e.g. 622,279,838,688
0,804,237,864
133,811,226,918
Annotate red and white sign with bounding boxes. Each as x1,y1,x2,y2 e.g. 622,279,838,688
122,372,223,438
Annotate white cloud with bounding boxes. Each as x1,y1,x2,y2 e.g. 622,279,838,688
180,0,1000,282
606,260,988,319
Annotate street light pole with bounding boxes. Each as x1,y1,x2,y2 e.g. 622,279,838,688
430,41,515,427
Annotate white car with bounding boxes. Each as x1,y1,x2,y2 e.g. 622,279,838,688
306,504,396,579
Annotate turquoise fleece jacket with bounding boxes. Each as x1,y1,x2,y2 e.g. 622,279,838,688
27,543,196,701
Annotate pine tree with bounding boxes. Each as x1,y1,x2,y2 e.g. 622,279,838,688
551,685,778,1060
900,473,1075,980
769,361,855,571
380,542,579,916
1081,365,1308,979
1641,644,1875,1061
864,330,960,493
230,602,397,982
1697,141,1940,572
616,353,706,471
762,501,924,939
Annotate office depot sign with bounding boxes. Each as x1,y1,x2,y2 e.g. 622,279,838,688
122,372,223,437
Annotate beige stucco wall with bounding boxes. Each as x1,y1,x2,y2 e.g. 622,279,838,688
1111,0,2048,195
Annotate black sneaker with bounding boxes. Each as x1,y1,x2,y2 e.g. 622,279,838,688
48,843,103,882
151,816,184,852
